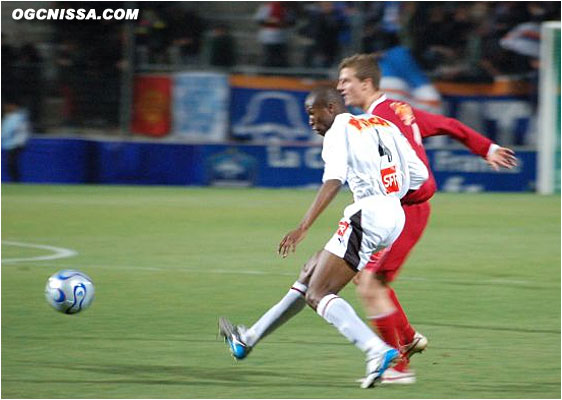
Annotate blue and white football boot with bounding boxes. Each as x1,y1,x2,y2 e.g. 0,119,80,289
360,347,400,389
218,317,251,360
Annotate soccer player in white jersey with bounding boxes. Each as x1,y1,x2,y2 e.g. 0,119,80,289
219,87,428,388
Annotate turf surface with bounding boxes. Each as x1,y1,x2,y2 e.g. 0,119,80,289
2,184,560,398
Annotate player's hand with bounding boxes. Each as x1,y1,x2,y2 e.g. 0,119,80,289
278,227,307,258
486,147,518,171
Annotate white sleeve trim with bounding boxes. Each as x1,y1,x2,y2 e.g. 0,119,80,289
487,144,500,158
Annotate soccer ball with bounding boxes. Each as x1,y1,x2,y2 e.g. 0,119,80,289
44,270,95,314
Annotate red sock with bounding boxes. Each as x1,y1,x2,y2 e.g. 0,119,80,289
388,287,416,346
370,311,399,349
394,358,410,372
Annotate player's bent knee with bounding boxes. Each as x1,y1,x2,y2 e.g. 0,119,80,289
298,251,320,284
376,272,391,285
356,280,373,300
304,290,319,310
357,272,386,300
357,283,378,303
304,287,327,310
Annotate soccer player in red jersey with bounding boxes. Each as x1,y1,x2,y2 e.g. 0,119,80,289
216,56,517,386
337,54,518,383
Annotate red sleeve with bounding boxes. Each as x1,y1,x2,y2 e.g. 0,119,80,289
413,108,494,158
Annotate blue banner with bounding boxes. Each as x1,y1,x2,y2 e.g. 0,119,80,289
2,138,95,183
230,87,317,142
172,72,229,142
199,146,536,192
2,138,536,192
427,149,536,192
199,144,323,187
228,77,535,147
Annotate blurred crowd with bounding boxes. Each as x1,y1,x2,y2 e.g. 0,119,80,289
133,2,559,73
130,2,559,77
2,2,125,131
256,1,559,79
1,1,559,132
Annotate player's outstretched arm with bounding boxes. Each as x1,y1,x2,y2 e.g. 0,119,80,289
414,108,492,157
278,179,342,258
486,146,518,171
413,108,519,170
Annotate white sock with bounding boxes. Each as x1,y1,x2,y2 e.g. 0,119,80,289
317,294,388,355
243,281,307,347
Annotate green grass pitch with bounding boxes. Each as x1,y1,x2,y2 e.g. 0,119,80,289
2,184,560,398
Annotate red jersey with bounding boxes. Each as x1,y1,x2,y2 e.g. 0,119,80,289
369,95,494,205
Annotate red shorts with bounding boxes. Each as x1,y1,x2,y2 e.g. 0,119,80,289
364,201,431,282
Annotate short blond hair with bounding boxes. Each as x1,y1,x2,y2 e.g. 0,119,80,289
338,54,381,90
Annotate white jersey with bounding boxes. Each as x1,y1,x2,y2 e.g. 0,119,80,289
322,113,428,202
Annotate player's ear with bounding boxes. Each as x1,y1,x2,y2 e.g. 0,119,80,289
362,78,373,91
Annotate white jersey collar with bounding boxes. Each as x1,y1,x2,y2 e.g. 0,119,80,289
366,94,387,114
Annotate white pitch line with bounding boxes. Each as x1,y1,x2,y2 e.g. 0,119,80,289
1,241,78,263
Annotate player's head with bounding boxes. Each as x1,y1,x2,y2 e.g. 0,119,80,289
305,86,346,136
337,54,382,110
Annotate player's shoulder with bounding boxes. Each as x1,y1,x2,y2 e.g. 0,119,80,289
324,113,353,140
376,97,417,127
327,113,354,133
334,112,353,124
378,97,413,109
352,112,397,131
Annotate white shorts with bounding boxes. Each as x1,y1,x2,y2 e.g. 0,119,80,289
324,196,405,272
